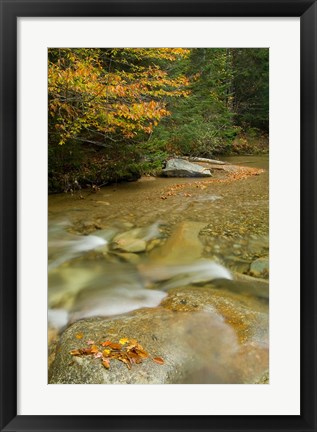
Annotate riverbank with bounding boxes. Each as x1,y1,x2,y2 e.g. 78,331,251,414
48,134,269,194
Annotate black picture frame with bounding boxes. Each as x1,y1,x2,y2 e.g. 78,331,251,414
0,1,316,431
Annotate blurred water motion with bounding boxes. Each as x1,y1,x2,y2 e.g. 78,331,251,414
138,259,232,290
48,221,236,329
48,221,107,270
70,287,167,322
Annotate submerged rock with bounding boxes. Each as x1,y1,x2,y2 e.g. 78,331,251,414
114,252,141,264
49,286,268,384
250,256,269,278
232,271,269,298
162,158,212,177
148,221,206,264
111,223,161,253
112,238,147,253
141,221,231,289
140,259,232,291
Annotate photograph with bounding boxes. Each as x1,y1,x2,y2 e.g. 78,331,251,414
1,0,316,429
47,47,269,385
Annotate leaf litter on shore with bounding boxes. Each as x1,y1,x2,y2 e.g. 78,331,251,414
160,166,264,199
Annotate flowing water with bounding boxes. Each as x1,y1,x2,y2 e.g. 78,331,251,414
48,155,269,331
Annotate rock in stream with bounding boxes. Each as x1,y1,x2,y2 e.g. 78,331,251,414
162,158,212,177
49,285,268,384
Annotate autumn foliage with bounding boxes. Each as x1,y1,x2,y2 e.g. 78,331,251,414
48,48,268,192
48,48,190,145
70,336,164,370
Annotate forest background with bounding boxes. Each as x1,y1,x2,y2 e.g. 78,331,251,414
48,48,269,193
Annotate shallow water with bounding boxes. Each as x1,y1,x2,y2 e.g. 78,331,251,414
48,156,269,329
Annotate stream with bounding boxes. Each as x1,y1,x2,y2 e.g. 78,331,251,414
48,155,269,384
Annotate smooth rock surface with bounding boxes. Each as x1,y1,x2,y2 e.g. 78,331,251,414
148,221,206,264
112,237,147,253
162,158,212,177
250,256,269,278
111,223,161,253
49,286,268,384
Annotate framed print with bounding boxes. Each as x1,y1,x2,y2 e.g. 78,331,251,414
0,0,316,431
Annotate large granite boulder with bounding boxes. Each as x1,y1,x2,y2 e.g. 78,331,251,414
162,159,212,177
49,285,268,384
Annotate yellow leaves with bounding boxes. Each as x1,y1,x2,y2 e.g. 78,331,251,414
114,84,126,97
75,333,83,339
117,354,132,370
70,349,82,356
90,345,99,354
48,48,190,144
134,347,149,359
120,48,190,62
70,337,164,371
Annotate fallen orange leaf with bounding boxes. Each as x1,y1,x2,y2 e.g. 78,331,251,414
90,345,99,354
70,349,81,356
153,357,164,365
108,343,122,350
102,359,110,369
101,340,112,347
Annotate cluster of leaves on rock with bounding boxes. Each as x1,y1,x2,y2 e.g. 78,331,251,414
70,337,164,370
48,48,269,192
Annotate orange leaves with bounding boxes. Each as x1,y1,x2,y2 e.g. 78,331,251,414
120,48,190,62
159,166,265,200
107,343,122,350
69,349,82,356
75,333,83,339
70,337,164,371
48,48,190,144
102,359,110,369
101,340,112,347
69,347,96,356
90,345,99,354
160,183,190,200
153,357,164,365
